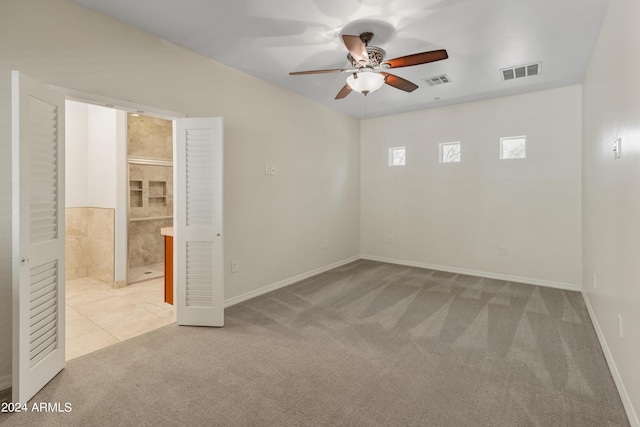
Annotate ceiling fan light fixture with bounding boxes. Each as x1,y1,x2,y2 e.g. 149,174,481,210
346,72,385,95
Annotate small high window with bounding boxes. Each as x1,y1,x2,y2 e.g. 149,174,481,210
389,147,406,166
500,136,526,159
439,142,461,163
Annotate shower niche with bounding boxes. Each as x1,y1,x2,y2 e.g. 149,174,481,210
149,181,167,207
129,180,143,208
128,178,168,209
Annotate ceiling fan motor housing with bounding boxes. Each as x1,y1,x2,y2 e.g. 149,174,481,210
347,46,386,69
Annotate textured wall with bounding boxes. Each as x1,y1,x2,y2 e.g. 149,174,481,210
128,218,173,269
127,113,173,270
65,208,88,280
128,164,173,220
65,207,115,284
86,208,115,283
127,113,172,160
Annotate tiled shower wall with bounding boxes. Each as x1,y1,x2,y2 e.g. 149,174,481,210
127,113,173,271
128,114,173,159
65,207,115,284
128,163,173,268
128,217,173,268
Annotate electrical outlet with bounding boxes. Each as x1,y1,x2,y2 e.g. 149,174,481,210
231,260,239,273
497,244,509,256
323,240,328,250
593,273,597,289
265,165,271,175
385,236,394,244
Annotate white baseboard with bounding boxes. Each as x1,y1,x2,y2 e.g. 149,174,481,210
224,254,579,309
360,255,581,291
0,374,11,391
582,291,639,427
224,256,361,308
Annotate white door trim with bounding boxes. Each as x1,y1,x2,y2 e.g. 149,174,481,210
48,85,186,120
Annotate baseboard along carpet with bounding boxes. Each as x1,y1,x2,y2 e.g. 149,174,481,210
0,260,629,426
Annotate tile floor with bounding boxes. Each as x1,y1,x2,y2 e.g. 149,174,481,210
66,277,175,361
128,262,165,284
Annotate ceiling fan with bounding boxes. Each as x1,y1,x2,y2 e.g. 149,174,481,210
289,32,448,100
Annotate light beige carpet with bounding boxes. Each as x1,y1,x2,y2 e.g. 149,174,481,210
0,260,629,426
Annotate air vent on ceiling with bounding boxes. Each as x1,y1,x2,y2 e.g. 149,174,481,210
501,62,541,81
424,74,452,86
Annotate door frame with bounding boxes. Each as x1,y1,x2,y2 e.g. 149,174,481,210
49,85,186,121
53,85,186,293
52,86,225,325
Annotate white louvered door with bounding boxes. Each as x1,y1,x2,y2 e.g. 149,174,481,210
175,118,223,326
11,71,66,403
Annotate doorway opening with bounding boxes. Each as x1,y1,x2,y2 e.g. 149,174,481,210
64,101,175,360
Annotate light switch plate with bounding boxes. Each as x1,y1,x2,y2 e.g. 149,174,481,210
613,137,622,159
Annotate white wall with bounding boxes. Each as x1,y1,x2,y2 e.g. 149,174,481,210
361,86,583,289
65,101,89,207
582,0,640,423
0,0,361,385
65,101,119,208
0,71,12,389
86,105,117,208
114,110,127,284
65,101,127,282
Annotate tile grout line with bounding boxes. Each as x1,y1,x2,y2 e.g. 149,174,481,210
65,277,170,360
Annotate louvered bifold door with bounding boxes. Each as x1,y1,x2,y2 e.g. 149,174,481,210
12,71,66,403
175,118,224,327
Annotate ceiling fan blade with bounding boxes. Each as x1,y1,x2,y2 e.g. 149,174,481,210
342,34,370,65
381,72,419,92
289,68,348,75
335,84,352,100
384,49,448,69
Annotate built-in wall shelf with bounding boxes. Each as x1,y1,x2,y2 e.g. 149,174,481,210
129,180,143,208
149,181,166,196
129,180,169,208
149,197,166,207
148,181,167,207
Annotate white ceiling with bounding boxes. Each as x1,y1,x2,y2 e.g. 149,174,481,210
70,0,609,119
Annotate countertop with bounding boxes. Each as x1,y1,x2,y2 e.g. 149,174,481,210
160,227,173,237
